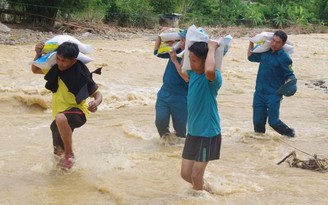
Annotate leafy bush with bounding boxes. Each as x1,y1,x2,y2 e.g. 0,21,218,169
220,0,247,26
244,3,265,26
316,0,328,24
272,4,290,28
104,0,156,28
3,0,327,28
150,0,177,15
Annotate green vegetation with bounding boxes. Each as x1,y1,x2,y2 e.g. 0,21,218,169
0,0,327,28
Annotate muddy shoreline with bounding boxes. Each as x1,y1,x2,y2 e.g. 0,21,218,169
1,22,327,45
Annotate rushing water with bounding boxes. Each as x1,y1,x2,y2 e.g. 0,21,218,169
0,33,327,205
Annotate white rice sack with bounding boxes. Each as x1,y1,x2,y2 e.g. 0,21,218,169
250,32,294,54
187,25,209,42
45,35,93,54
181,25,227,72
157,41,180,55
42,42,59,54
252,40,271,53
30,51,93,70
181,25,209,72
178,34,232,59
30,51,57,70
176,49,185,58
172,41,181,51
214,38,225,71
77,52,93,65
250,32,273,44
282,43,294,54
159,28,182,42
223,34,233,55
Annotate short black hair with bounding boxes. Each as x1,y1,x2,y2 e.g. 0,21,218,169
57,42,79,59
274,30,288,43
188,42,208,60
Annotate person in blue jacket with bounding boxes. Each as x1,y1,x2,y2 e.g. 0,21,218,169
248,30,296,137
153,28,188,139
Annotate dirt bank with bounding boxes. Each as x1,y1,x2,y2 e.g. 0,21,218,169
1,22,327,45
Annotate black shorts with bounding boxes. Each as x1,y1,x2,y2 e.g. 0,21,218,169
50,108,86,151
182,133,221,162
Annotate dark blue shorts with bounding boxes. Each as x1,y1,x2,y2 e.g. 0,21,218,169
182,133,221,162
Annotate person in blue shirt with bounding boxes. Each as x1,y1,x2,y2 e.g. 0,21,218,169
171,40,222,192
153,28,188,139
248,30,296,137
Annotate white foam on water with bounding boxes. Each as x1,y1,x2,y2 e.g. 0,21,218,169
0,35,327,204
121,120,155,141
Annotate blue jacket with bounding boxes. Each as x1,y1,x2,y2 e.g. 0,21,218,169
154,49,188,96
248,48,295,95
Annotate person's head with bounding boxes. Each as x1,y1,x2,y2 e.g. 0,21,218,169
270,30,287,52
56,42,79,71
188,42,208,74
178,29,187,50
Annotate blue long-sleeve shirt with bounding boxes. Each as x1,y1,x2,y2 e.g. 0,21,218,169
248,48,295,95
154,49,188,96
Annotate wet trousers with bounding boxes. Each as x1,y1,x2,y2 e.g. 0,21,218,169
155,90,187,138
253,92,294,136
